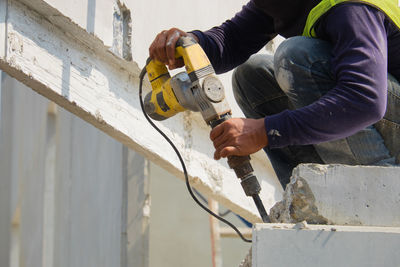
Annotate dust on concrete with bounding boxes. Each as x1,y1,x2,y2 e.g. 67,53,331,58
269,176,330,224
183,111,193,150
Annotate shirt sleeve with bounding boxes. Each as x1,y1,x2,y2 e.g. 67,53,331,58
265,3,388,148
190,1,276,74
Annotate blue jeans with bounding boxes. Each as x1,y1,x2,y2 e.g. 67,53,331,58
232,37,400,186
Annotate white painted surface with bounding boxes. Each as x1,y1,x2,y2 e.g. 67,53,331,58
0,73,150,267
54,106,124,267
0,70,11,267
0,8,4,258
42,102,57,267
253,223,400,267
0,0,281,222
0,0,7,58
293,164,400,226
0,4,7,264
34,0,114,46
123,149,150,267
1,74,49,267
149,163,252,267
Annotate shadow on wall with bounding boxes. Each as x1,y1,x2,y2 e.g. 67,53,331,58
62,0,98,100
86,0,96,34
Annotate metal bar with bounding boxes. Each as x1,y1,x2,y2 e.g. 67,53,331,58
252,195,271,223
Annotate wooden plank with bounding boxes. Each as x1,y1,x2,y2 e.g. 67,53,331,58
0,0,282,222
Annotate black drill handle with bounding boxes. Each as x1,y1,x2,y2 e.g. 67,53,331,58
209,114,270,223
209,114,261,196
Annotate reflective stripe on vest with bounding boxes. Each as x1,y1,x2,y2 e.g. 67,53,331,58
303,0,400,37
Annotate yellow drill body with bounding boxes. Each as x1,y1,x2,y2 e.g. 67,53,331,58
142,36,270,223
144,36,227,122
146,60,185,119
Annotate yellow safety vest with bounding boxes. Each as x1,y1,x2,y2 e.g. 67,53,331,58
303,0,400,37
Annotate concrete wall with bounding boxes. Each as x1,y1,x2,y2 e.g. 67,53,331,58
252,223,400,267
131,1,266,266
0,73,150,267
0,67,251,267
149,163,251,267
0,0,278,266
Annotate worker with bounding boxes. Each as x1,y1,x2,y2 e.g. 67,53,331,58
149,0,400,186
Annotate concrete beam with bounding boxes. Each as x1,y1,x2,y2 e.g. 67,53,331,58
0,0,281,222
270,164,400,226
252,223,400,267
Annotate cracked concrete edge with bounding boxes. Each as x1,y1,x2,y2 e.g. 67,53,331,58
269,168,330,224
238,247,252,267
269,163,400,226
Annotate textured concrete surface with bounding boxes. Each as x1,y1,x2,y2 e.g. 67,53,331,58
0,0,281,223
270,164,400,226
252,223,400,267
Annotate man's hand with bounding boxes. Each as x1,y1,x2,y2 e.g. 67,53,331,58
149,28,199,70
210,118,268,160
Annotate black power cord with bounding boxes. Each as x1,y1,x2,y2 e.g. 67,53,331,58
139,67,251,243
192,188,232,217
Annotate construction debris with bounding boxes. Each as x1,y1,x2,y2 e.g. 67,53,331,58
238,247,252,267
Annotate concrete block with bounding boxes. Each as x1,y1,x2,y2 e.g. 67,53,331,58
252,223,400,267
270,164,400,226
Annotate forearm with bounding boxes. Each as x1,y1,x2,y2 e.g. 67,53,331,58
266,4,389,148
190,1,276,74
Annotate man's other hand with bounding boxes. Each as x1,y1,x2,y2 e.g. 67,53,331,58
149,28,199,70
210,118,268,160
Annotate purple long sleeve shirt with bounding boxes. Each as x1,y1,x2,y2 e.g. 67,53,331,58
192,1,400,148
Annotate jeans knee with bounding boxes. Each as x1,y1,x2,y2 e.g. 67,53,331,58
232,54,273,94
274,37,315,91
275,37,311,66
232,65,252,116
274,37,333,104
232,54,274,114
